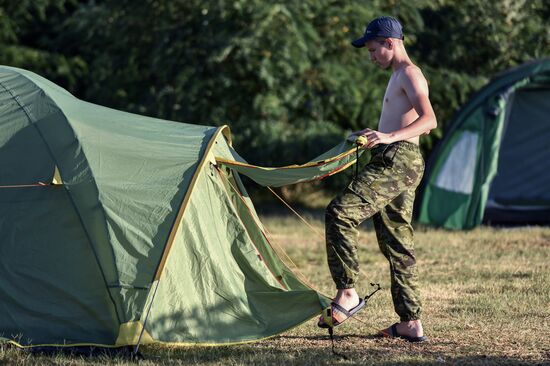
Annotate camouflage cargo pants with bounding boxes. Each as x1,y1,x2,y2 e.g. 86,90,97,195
325,141,425,321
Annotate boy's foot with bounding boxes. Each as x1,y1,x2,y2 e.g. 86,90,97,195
318,289,361,327
378,320,427,342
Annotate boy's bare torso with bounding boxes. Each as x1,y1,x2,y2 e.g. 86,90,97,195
378,65,427,145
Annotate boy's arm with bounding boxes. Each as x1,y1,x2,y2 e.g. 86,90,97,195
363,67,437,148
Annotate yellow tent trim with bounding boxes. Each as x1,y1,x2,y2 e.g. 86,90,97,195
154,125,230,281
4,340,120,349
52,166,62,185
221,124,233,146
115,321,155,346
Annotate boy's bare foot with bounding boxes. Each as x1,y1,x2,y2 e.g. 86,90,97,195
378,320,427,342
318,288,361,325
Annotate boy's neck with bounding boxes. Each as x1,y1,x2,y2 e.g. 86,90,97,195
391,47,413,72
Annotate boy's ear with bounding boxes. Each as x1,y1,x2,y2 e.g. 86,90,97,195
386,38,393,49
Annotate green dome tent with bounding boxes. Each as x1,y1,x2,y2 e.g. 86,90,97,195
418,59,550,229
0,66,362,349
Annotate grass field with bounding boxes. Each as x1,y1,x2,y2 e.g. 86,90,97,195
1,211,549,365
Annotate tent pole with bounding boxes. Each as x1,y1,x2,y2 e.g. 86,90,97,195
133,279,160,356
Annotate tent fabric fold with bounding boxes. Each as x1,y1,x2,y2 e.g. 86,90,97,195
216,141,364,187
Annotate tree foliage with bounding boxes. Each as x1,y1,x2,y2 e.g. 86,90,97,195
0,0,549,194
0,0,86,88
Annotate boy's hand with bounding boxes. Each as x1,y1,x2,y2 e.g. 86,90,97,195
363,129,395,148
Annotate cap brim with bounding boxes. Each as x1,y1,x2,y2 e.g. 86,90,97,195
351,34,375,48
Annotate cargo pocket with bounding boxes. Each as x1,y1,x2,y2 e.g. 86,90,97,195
382,144,400,168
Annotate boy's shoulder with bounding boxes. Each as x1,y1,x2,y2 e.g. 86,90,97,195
395,64,428,90
398,64,424,79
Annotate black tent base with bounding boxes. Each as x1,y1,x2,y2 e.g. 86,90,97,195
24,345,143,360
483,207,550,226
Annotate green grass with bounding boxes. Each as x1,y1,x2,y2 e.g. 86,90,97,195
1,213,549,365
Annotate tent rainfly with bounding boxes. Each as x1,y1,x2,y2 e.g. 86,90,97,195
0,66,363,348
418,59,550,229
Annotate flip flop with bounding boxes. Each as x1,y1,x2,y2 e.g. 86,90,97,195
378,323,428,343
317,299,366,328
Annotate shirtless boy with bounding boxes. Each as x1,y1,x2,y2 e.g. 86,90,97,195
318,16,437,342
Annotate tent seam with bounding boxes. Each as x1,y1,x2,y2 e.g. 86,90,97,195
0,79,36,122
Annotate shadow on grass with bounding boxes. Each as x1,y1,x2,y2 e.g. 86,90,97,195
142,340,549,366
277,333,382,341
6,336,548,366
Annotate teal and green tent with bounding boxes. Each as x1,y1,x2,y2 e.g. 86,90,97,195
418,59,550,229
0,66,362,348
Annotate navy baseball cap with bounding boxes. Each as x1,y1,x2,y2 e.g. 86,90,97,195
351,16,404,48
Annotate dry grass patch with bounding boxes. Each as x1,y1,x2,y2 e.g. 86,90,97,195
258,215,550,365
1,213,549,365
